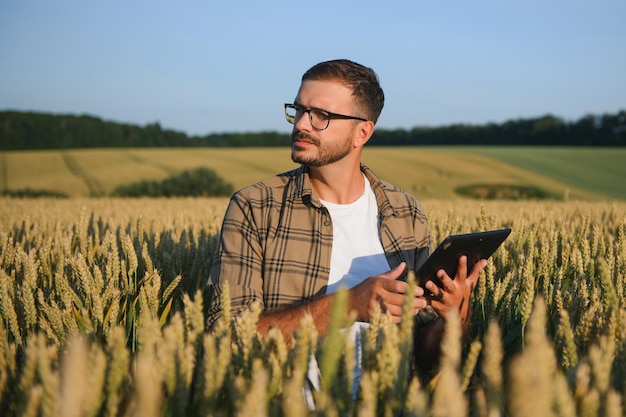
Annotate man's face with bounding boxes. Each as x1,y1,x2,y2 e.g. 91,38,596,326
290,79,360,167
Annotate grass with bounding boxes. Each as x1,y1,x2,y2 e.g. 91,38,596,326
0,146,623,200
458,146,626,200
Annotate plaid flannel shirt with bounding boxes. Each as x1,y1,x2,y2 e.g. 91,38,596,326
206,164,436,329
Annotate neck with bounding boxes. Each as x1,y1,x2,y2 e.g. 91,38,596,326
309,160,364,204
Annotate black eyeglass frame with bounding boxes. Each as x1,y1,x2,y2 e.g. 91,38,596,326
284,103,368,130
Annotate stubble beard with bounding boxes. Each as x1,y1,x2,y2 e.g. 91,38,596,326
290,130,352,167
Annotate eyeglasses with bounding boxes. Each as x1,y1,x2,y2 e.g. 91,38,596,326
284,103,368,130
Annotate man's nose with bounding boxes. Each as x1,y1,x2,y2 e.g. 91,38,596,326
294,111,313,130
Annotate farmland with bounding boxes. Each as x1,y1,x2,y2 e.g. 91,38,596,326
0,146,625,416
1,146,625,200
1,197,625,416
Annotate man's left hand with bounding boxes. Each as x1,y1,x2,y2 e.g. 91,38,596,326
423,255,487,324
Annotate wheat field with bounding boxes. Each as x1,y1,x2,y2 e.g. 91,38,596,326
4,147,625,200
0,196,625,416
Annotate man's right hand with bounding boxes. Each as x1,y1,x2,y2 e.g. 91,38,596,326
348,262,428,323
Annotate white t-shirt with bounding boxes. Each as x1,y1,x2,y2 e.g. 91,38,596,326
309,175,390,399
320,175,390,294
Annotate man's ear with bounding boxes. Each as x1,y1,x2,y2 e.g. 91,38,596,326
353,120,375,148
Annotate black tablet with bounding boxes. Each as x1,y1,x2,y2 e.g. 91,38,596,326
415,228,511,289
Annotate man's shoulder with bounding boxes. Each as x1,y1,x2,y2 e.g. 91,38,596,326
381,181,424,214
382,180,420,202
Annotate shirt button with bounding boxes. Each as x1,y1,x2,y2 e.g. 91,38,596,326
324,220,330,226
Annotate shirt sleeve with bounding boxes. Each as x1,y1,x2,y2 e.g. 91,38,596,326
206,191,265,330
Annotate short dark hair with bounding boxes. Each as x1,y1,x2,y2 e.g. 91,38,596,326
302,59,385,124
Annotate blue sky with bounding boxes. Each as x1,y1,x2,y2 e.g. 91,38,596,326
1,0,625,136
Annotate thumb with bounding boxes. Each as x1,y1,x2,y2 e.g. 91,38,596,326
381,262,407,280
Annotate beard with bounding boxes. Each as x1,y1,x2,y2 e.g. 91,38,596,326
291,129,352,167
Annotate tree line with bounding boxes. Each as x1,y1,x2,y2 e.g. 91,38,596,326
1,109,624,150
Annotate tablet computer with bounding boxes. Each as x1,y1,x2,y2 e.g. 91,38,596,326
415,228,511,290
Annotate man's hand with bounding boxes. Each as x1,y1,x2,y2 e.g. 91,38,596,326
423,255,487,324
258,262,428,342
348,262,428,323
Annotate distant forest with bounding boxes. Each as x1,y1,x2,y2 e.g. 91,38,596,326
1,109,625,150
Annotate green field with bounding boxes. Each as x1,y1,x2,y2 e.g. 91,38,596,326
1,147,624,200
458,146,626,200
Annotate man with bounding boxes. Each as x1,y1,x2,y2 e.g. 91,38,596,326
207,59,485,376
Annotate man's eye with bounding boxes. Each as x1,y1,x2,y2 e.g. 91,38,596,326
310,109,329,121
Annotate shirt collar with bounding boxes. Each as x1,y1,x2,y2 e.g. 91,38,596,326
287,164,397,217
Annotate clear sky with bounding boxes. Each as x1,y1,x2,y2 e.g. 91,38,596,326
1,0,625,136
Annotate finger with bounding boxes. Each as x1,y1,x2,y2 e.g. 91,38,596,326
436,269,456,293
427,291,443,302
424,280,445,300
436,267,452,282
414,285,425,297
379,262,407,280
382,277,409,294
428,299,447,318
414,298,428,309
386,278,426,297
467,258,488,288
469,259,488,276
381,302,404,318
380,290,408,307
384,300,427,320
454,255,468,282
